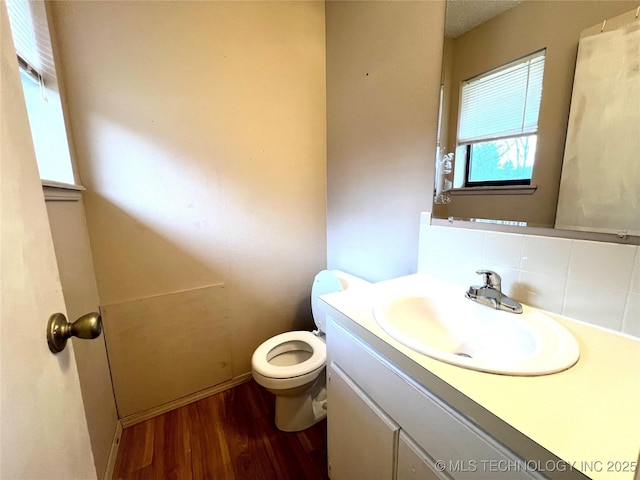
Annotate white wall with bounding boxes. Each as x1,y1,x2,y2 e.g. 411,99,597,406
51,1,327,413
419,214,639,338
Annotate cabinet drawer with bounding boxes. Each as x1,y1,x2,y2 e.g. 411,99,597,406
327,319,543,480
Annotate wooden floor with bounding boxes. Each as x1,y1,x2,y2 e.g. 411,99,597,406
113,380,328,480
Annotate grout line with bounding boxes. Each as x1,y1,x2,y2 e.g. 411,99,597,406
559,239,575,316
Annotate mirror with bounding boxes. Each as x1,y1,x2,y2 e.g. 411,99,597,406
434,0,639,238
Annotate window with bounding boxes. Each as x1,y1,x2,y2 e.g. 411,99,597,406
6,0,76,185
456,50,545,187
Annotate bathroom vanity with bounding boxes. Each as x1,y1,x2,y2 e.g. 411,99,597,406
321,275,640,480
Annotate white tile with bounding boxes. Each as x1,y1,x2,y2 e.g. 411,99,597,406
446,263,482,288
420,211,432,225
482,232,524,269
450,228,485,260
423,225,450,254
513,271,566,314
622,292,640,338
569,241,636,290
417,223,431,274
420,248,447,278
630,248,640,293
520,236,572,277
562,280,627,332
427,226,485,261
421,252,478,287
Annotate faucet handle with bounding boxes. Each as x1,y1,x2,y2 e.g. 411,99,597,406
476,270,502,290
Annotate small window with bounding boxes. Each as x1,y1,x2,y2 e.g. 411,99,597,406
456,50,545,187
6,0,76,185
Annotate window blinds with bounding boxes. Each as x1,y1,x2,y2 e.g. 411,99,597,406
458,50,545,144
5,0,56,80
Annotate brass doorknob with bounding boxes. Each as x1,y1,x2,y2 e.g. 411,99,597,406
47,312,102,354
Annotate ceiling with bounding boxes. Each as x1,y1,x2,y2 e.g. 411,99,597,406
445,0,525,38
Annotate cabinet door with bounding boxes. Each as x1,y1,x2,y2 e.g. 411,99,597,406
397,431,450,480
327,363,399,480
327,320,546,480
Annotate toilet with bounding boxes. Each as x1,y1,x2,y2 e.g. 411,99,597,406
251,269,370,432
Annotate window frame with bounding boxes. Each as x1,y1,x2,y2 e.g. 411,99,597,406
455,50,546,189
6,0,79,187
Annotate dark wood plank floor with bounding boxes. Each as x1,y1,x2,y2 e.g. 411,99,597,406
113,380,329,480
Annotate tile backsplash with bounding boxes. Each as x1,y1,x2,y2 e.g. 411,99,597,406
418,213,640,338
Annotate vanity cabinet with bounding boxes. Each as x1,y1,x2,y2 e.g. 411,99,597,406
327,364,399,479
326,318,546,480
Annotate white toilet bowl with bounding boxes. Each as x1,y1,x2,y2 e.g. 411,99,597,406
252,331,327,432
251,270,370,432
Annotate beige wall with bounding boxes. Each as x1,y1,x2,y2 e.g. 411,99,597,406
326,0,445,282
51,0,327,412
434,0,637,226
46,199,117,478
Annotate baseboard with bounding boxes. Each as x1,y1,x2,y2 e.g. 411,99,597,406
104,420,123,480
120,372,253,428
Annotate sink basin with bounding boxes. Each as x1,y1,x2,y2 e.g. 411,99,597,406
373,293,580,375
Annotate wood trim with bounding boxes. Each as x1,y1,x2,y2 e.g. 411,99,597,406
41,179,85,190
120,373,253,428
448,184,537,196
42,180,85,202
104,421,123,480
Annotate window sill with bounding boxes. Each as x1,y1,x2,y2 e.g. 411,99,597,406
448,185,537,196
42,180,85,202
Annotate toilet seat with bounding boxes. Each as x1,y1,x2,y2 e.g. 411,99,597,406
252,331,326,380
250,270,371,431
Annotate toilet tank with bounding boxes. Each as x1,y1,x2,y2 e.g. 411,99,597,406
311,270,371,334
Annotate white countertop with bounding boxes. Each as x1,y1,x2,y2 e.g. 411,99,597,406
321,274,640,480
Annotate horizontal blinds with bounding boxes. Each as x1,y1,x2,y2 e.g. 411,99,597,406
5,0,56,79
458,50,545,144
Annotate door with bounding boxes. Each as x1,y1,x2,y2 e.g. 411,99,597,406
0,4,96,478
327,364,399,480
397,431,450,480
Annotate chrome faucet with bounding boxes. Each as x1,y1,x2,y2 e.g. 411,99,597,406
465,270,523,314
